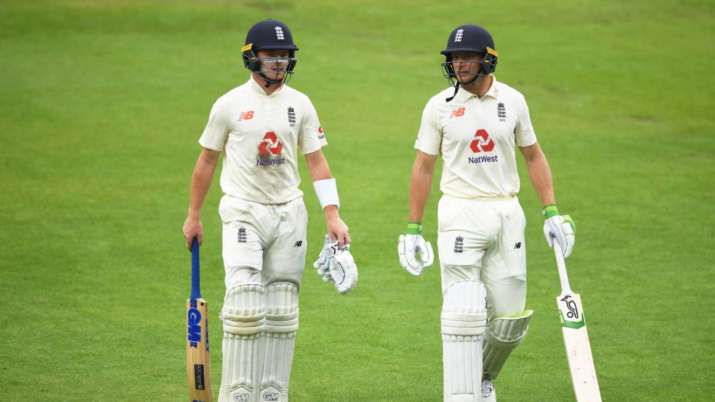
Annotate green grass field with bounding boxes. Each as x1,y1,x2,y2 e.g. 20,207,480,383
1,1,713,401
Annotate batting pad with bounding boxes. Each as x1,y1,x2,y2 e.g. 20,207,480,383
260,282,299,402
482,309,533,381
219,284,265,402
441,281,488,402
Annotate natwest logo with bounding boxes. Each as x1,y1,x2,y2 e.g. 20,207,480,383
257,131,286,167
258,131,283,157
470,129,495,153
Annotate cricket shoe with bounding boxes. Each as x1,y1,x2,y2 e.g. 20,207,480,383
481,379,496,402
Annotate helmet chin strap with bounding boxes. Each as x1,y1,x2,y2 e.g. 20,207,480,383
258,72,284,88
446,71,484,102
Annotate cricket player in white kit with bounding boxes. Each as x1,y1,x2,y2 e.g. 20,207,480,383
182,20,355,402
397,24,576,402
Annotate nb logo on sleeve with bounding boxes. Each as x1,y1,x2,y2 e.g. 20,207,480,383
451,107,465,118
239,111,254,121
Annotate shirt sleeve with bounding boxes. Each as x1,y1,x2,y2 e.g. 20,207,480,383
299,97,328,155
198,98,229,151
414,98,442,155
514,94,537,147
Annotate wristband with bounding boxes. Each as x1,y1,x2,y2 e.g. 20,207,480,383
313,178,340,209
406,222,423,235
543,204,559,219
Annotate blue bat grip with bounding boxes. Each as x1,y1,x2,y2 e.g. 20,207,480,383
191,238,202,300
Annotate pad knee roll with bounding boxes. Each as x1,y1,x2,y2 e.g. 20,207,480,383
222,284,266,336
483,310,533,380
441,281,488,338
265,282,299,336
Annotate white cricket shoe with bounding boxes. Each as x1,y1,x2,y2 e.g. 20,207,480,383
481,379,496,402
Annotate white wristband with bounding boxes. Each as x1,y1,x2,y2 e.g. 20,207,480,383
313,178,340,209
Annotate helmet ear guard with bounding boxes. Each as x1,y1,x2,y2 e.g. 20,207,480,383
479,46,498,75
286,53,297,74
242,43,260,72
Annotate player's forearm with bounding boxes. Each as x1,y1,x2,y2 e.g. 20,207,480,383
188,153,219,217
305,150,333,181
525,151,556,206
408,158,435,223
305,150,339,214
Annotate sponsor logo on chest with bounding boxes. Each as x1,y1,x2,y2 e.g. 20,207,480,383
257,131,286,166
467,129,498,165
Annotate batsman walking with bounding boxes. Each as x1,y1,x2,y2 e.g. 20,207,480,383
397,24,576,402
183,19,354,402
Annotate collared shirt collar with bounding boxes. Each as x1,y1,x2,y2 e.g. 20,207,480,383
454,75,499,102
248,75,284,97
483,75,499,99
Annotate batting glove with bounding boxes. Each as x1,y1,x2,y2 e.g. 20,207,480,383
398,223,434,276
542,205,576,258
313,235,358,294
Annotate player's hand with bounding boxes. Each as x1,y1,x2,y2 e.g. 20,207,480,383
542,205,575,258
183,214,203,250
324,206,350,246
398,223,434,276
313,235,358,294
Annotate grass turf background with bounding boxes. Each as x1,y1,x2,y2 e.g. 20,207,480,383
1,1,713,400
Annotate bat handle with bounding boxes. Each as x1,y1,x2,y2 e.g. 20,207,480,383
553,242,572,294
191,238,202,300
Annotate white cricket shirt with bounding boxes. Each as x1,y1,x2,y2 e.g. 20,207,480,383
199,77,327,204
414,77,537,198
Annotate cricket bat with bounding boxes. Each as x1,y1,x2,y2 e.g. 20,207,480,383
553,242,602,402
186,238,212,402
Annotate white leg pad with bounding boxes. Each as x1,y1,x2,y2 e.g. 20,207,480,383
260,282,299,402
441,281,487,402
483,310,533,381
219,284,266,402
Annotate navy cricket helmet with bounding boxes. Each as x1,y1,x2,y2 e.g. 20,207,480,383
441,24,498,79
241,19,298,75
441,24,498,101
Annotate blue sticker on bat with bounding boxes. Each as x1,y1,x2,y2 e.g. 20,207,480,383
187,307,202,347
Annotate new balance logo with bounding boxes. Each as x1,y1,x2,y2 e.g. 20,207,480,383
498,102,506,122
238,228,247,243
275,26,285,40
454,29,464,43
287,107,296,126
294,240,303,247
454,236,464,253
451,107,465,118
239,110,254,121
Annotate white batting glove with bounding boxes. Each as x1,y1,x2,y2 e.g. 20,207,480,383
313,235,358,294
314,235,335,282
542,205,576,258
398,223,434,276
